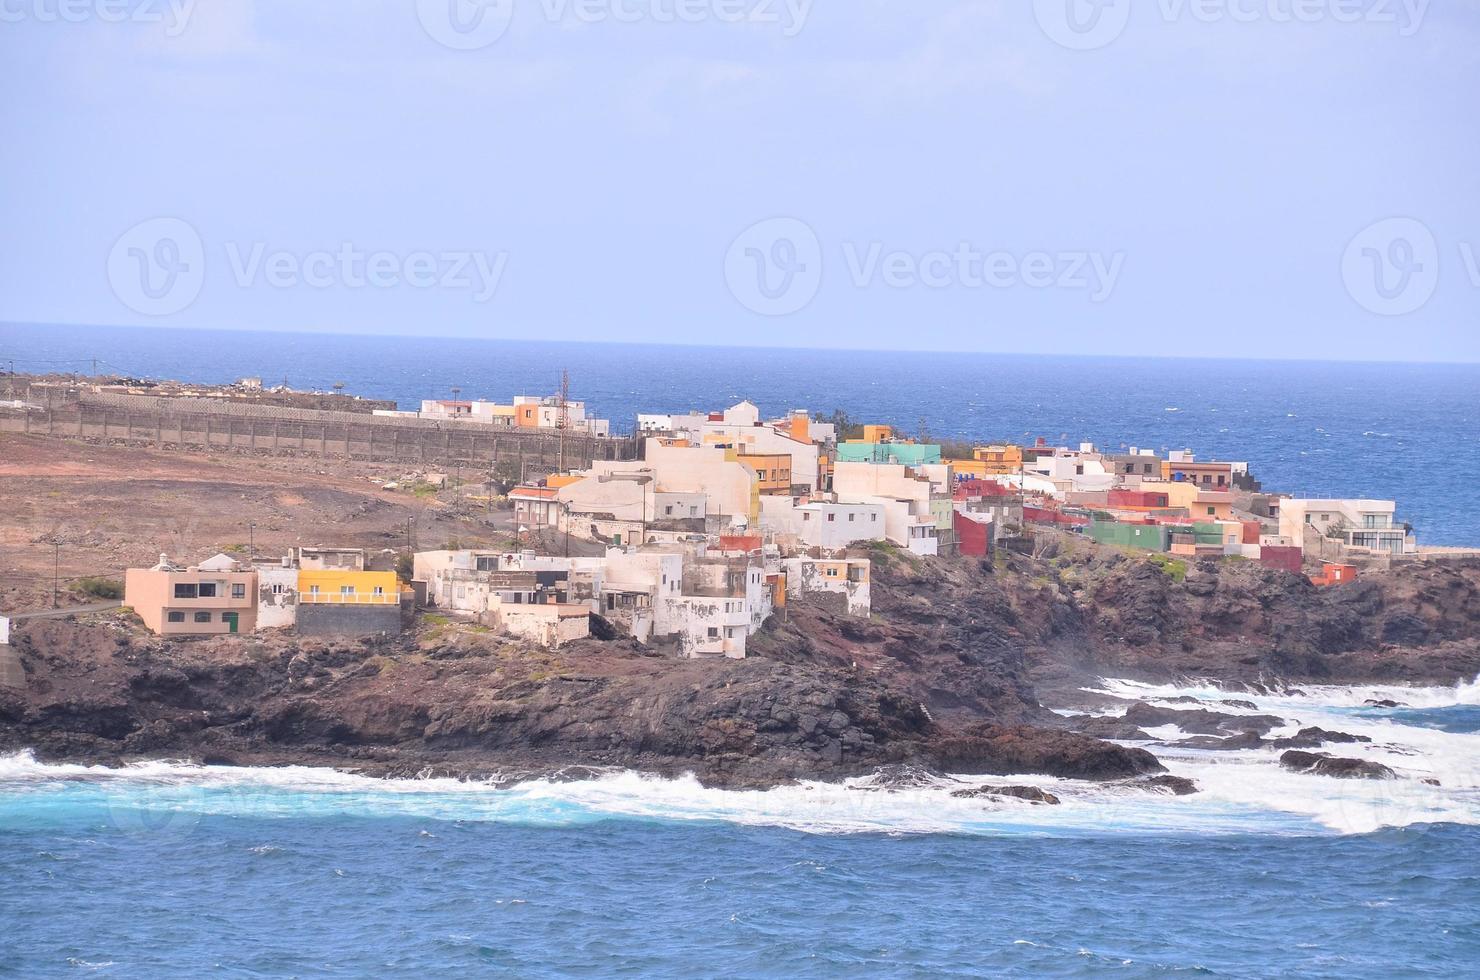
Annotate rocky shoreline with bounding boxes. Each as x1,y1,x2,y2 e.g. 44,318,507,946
3,543,1478,792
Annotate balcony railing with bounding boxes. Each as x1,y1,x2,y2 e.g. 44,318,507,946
300,592,398,605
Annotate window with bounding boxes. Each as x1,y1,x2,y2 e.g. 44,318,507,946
232,583,246,599
340,585,356,595
193,612,212,623
271,583,285,595
373,586,385,596
827,513,836,522
707,627,719,639
848,513,855,522
167,611,185,623
1207,507,1216,516
173,583,198,599
871,514,877,522
198,582,218,598
309,585,321,595
826,567,839,577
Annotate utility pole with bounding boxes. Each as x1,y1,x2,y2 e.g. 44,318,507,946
556,369,570,476
248,522,256,563
52,539,60,608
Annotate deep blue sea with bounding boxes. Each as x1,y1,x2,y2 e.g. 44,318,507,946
4,664,1480,976
4,324,1480,976
3,322,1478,544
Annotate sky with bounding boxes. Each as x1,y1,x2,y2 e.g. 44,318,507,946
1,0,1478,360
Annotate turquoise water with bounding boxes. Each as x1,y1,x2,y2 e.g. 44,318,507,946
4,683,1480,977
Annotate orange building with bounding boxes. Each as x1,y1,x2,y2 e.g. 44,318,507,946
124,555,259,635
740,452,792,494
973,444,1023,475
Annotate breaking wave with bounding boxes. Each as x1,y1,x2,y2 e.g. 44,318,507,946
2,676,1476,838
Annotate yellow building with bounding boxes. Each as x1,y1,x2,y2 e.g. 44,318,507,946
947,458,991,479
845,424,895,444
973,444,1023,475
297,569,399,605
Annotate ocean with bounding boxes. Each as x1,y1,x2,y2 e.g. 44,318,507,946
3,679,1480,977
3,322,1478,545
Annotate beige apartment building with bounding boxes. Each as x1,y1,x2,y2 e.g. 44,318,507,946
124,554,259,635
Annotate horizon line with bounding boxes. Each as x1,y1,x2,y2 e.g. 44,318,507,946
3,319,1479,369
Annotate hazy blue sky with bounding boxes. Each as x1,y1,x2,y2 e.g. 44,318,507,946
2,0,1477,359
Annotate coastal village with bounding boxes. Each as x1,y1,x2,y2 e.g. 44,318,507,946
4,374,1427,661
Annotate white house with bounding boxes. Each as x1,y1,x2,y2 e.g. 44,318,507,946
1280,499,1416,556
781,557,871,616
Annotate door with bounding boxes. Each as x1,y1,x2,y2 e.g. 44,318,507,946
224,612,239,634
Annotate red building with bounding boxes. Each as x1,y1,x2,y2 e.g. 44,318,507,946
1107,488,1170,510
954,510,994,558
1258,545,1303,575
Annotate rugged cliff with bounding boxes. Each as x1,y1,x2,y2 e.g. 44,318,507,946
3,540,1477,788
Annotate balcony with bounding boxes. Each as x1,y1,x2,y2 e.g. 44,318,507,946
301,591,398,605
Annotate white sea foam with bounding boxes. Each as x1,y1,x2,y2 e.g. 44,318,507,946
1087,677,1480,834
1,676,1476,838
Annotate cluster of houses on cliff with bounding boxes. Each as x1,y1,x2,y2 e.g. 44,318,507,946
122,390,1418,655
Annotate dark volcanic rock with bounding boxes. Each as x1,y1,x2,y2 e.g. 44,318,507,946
1170,730,1265,751
1132,774,1199,795
854,764,954,790
1279,750,1396,780
1122,702,1284,736
950,784,1061,805
1272,727,1373,750
1364,699,1406,708
928,724,1164,780
1061,714,1154,740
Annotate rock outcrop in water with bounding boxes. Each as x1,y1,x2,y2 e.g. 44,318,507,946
1279,750,1397,780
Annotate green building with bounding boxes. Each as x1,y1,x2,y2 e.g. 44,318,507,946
1089,520,1170,552
836,442,943,466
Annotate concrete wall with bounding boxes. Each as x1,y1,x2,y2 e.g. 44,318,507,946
2,387,637,469
255,565,299,629
296,602,402,636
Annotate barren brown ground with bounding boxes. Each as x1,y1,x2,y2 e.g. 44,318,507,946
0,433,512,612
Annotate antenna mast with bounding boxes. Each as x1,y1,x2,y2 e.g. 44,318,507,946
557,369,570,474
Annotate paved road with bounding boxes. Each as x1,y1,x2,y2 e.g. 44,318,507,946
5,601,121,622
